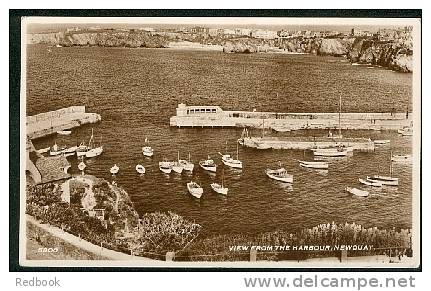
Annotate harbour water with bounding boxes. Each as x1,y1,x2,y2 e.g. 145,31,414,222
27,45,413,237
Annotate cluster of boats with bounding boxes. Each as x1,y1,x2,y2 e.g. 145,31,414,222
37,129,103,159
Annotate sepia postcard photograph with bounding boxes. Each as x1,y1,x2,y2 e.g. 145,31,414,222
15,11,421,269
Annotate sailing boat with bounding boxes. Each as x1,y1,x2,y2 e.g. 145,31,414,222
85,129,103,158
171,151,184,174
211,168,229,195
179,152,194,172
76,129,103,158
142,137,154,157
219,142,243,169
366,151,399,186
199,155,217,172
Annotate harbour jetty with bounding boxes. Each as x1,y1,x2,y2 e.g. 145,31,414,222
27,106,101,139
170,103,412,131
240,136,375,151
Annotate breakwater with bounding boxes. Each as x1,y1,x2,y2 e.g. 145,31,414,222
170,104,412,131
240,136,375,151
27,106,101,139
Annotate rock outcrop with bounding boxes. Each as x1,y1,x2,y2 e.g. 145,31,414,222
28,30,413,72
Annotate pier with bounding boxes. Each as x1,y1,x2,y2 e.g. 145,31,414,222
170,103,412,131
240,136,375,151
27,106,101,139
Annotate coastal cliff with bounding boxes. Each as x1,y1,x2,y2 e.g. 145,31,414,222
28,30,413,72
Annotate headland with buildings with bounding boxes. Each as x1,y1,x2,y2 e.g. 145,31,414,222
28,25,413,72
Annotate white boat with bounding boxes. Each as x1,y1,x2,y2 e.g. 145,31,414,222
374,140,390,145
171,151,184,173
142,137,154,157
211,168,228,195
211,183,228,195
56,44,62,48
179,153,194,172
219,142,243,169
85,146,103,158
345,186,369,197
62,152,75,158
271,124,291,132
312,147,349,157
359,178,382,187
199,156,217,172
391,154,412,163
398,127,413,136
299,160,329,169
49,143,77,156
110,164,119,175
366,175,399,186
187,181,203,198
171,162,184,174
76,129,103,158
136,164,146,174
36,147,50,154
56,130,71,135
159,161,172,174
265,167,293,183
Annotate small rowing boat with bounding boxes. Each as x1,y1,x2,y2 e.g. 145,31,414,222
374,140,390,145
359,178,382,187
57,130,71,135
366,175,399,186
299,160,329,169
136,164,146,174
391,154,412,163
110,164,119,175
187,181,203,198
345,186,369,197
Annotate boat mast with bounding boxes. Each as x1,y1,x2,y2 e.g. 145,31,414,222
236,142,239,160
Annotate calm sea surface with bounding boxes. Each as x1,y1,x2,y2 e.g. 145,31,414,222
27,45,413,236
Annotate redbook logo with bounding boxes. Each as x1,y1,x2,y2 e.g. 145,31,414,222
16,277,61,287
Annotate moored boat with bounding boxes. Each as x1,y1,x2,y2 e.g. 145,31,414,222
219,142,243,169
366,175,399,186
398,127,413,136
110,164,119,175
359,177,382,187
187,181,203,198
265,167,293,183
345,186,369,197
210,183,228,195
171,151,184,173
56,130,71,135
312,147,349,157
76,129,103,158
179,153,194,172
136,164,146,174
374,140,390,145
391,154,412,163
299,160,329,169
142,137,154,157
199,156,217,172
36,147,50,154
159,161,172,174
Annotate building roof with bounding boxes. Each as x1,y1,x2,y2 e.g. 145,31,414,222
35,156,71,184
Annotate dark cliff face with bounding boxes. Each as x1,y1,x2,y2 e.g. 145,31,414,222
29,31,413,72
348,38,412,72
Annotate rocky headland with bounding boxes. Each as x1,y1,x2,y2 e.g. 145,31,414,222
28,29,413,73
